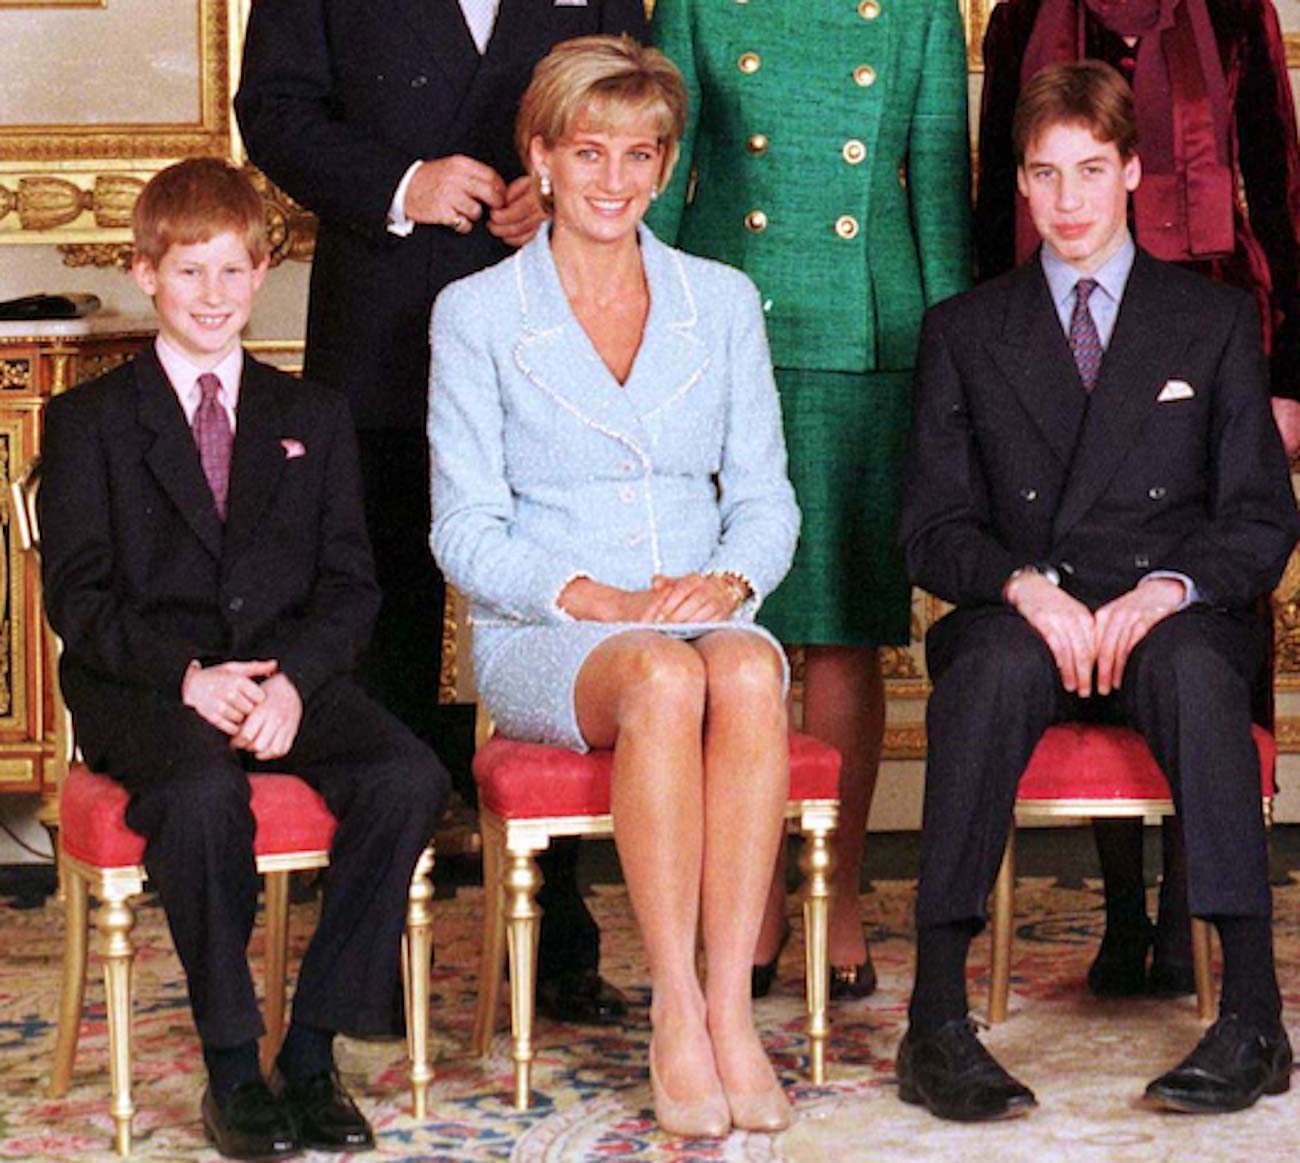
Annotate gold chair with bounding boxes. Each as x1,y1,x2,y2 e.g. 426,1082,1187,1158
987,721,1276,1024
469,731,842,1109
13,460,437,1155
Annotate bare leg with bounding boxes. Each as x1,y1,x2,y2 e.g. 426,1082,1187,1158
805,645,884,964
574,632,716,1101
693,631,790,1095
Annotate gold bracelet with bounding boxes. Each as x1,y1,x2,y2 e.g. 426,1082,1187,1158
711,570,752,609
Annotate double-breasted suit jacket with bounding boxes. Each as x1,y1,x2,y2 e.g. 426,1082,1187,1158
647,0,972,374
236,0,649,430
38,349,448,1046
429,224,800,748
901,251,1300,928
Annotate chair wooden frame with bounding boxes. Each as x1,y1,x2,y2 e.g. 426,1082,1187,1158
13,460,438,1154
470,796,839,1110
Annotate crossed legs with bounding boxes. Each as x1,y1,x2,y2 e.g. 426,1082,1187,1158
574,629,789,1124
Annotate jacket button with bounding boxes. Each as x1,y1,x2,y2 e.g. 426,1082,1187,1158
1148,485,1167,500
1019,488,1038,502
834,215,860,240
1136,554,1151,568
745,209,768,232
620,486,636,503
747,133,769,155
738,52,761,74
853,64,877,87
228,596,244,613
842,139,866,165
858,0,882,17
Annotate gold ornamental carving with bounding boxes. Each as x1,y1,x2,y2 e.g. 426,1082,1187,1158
59,243,133,271
0,362,32,392
1273,545,1300,687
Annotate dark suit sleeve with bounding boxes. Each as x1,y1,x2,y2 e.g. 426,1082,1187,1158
236,0,418,240
1158,292,1300,605
900,306,1021,606
39,392,200,694
272,393,381,701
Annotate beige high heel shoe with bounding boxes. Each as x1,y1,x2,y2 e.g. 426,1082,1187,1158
648,1039,731,1139
724,1080,791,1133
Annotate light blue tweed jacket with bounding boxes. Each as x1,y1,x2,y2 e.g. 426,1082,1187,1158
428,222,800,628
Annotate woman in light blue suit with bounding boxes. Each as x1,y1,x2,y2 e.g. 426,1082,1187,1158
429,39,800,1140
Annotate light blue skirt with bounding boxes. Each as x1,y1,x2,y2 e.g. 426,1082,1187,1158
472,619,789,752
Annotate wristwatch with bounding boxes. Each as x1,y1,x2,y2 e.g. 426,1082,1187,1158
1005,561,1061,597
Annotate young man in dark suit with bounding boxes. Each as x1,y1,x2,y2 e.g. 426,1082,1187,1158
235,0,648,1025
38,159,450,1159
897,62,1298,1121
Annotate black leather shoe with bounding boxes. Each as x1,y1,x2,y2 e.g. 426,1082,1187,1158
897,1019,1037,1122
751,923,791,998
1147,957,1197,998
1086,919,1153,997
201,1081,298,1160
278,1069,375,1152
1144,1014,1292,1113
535,969,629,1025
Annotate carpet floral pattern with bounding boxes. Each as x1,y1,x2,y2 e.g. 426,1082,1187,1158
1,872,1298,1161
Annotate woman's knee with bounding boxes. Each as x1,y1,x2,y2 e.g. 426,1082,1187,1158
616,637,708,726
699,633,785,711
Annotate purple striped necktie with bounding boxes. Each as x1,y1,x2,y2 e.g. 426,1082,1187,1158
1068,278,1104,392
193,372,233,520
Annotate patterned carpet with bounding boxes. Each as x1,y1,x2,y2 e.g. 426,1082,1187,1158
1,865,1298,1162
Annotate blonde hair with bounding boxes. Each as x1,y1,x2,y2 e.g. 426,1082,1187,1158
516,35,688,212
132,158,268,267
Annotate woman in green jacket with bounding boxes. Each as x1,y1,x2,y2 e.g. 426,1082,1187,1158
648,0,972,995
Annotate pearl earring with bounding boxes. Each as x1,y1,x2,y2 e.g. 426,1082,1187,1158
650,189,659,202
539,173,552,197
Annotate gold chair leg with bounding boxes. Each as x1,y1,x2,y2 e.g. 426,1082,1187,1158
259,871,292,1076
49,870,89,1098
404,845,436,1119
504,839,543,1110
798,808,835,1085
97,891,138,1156
1192,917,1215,1023
988,830,1016,1024
471,815,506,1057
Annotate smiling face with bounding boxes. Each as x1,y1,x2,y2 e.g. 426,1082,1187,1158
530,111,666,250
1016,120,1141,275
132,230,267,368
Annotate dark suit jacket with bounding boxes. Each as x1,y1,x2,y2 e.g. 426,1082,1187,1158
975,0,1300,399
901,250,1300,612
235,0,648,430
38,348,380,739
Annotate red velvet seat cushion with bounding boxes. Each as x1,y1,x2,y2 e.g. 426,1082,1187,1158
474,730,841,820
60,764,337,869
1017,723,1276,802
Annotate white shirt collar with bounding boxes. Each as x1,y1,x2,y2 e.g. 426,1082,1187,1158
154,337,243,431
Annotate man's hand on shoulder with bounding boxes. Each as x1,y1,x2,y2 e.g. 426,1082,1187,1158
181,659,277,736
1270,398,1300,461
230,672,303,761
1093,578,1185,695
488,175,546,248
1004,571,1097,696
404,156,506,233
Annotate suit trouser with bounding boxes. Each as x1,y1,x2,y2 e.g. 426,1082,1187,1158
68,672,450,1048
914,604,1272,933
356,428,599,979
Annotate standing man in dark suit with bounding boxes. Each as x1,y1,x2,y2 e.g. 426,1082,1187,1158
38,159,449,1159
235,0,648,1025
896,62,1298,1121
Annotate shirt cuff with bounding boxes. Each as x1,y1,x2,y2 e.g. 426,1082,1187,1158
1140,570,1198,610
386,161,423,237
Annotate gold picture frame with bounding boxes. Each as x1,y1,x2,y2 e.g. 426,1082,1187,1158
0,0,242,245
964,0,1300,70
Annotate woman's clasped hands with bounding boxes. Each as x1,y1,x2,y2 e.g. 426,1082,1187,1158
559,573,748,624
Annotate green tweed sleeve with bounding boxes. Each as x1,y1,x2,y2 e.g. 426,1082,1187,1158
645,0,698,244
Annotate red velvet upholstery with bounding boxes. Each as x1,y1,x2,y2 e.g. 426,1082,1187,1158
1017,723,1276,802
474,730,842,820
60,763,338,868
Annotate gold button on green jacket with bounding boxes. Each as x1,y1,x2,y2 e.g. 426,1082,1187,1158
647,0,973,373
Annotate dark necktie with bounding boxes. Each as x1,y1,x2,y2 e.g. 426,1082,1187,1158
1068,278,1104,392
193,372,233,520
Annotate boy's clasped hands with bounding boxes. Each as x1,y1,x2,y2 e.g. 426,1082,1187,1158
180,659,303,759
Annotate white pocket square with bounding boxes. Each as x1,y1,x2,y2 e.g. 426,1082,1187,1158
554,0,588,6
1156,379,1195,402
280,438,306,459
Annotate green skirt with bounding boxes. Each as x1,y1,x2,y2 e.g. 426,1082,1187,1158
759,367,912,647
